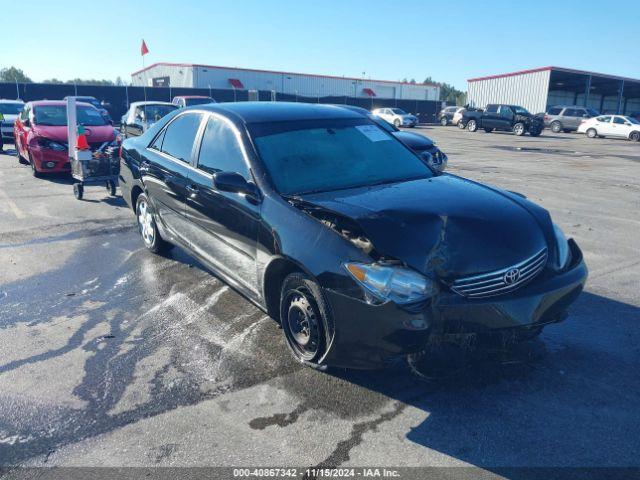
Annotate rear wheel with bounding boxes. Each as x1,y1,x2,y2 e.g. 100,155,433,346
280,272,328,368
467,119,478,132
394,118,401,128
629,131,640,142
136,193,172,254
440,116,448,126
586,128,598,138
513,122,525,136
550,121,563,133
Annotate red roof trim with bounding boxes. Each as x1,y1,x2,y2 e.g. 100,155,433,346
468,66,640,84
229,78,244,89
362,88,376,97
131,62,439,87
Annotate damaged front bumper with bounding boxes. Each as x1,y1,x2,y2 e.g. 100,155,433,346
320,240,587,369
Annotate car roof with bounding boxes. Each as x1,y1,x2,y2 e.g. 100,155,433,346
130,101,176,107
173,95,212,99
201,102,362,124
28,100,94,107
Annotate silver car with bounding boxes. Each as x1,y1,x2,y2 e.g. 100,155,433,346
544,105,599,133
120,101,178,138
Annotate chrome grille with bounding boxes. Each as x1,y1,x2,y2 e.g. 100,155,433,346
451,248,548,298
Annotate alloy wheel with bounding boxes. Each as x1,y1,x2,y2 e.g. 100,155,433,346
137,199,155,246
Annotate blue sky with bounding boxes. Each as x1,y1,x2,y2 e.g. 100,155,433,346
3,0,639,89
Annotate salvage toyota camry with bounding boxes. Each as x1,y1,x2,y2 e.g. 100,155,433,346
119,103,587,369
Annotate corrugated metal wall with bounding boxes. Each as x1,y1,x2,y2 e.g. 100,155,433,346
467,69,551,113
132,65,439,101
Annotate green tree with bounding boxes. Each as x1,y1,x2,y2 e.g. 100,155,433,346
424,76,466,105
0,67,32,83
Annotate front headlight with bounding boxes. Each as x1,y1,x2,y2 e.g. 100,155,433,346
553,223,570,268
344,262,438,304
37,137,67,151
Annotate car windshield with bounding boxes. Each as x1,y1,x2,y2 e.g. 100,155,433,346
251,119,432,195
625,117,640,125
391,108,406,115
185,97,214,106
513,106,530,115
139,104,177,121
33,105,107,126
0,103,23,115
76,97,102,108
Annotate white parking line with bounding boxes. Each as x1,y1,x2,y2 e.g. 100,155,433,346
0,188,26,219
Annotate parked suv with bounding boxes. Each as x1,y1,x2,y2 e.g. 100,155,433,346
460,104,543,136
544,106,599,133
438,106,465,126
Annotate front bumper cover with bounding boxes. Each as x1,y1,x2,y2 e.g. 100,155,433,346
320,239,587,369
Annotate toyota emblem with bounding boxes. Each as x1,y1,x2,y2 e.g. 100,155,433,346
503,268,521,285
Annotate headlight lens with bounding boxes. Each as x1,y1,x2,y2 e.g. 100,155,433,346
553,223,570,268
344,262,438,304
37,137,67,151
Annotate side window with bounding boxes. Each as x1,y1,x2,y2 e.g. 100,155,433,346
597,116,611,123
485,105,499,113
613,117,626,125
150,128,166,150
160,113,203,162
547,107,562,115
564,109,578,117
499,106,513,118
197,116,249,178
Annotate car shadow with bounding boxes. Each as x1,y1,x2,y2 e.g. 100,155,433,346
327,291,640,475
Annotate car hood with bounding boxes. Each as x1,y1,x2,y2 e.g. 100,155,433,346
32,125,116,143
296,175,551,279
393,131,434,150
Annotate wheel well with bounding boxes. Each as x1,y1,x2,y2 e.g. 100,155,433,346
130,185,143,212
263,257,304,322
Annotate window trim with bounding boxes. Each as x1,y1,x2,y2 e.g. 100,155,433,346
195,112,253,180
147,110,207,166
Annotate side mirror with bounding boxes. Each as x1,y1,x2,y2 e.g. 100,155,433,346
213,172,260,198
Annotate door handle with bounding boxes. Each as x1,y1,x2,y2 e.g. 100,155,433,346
139,161,150,173
186,184,199,194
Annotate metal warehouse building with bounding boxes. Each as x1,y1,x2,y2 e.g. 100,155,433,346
131,62,440,101
467,66,640,115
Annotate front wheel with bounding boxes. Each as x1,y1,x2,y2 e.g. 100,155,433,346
136,193,172,254
280,272,329,368
467,119,478,132
629,131,640,142
513,122,525,136
440,116,448,126
394,119,401,128
586,128,598,138
29,155,41,178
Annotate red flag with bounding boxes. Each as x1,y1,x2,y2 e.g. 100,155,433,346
141,40,149,56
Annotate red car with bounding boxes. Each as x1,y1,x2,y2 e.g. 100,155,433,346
14,100,118,176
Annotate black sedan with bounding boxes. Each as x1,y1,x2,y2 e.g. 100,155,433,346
119,103,587,370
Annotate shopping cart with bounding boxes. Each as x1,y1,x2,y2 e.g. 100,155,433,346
70,143,120,200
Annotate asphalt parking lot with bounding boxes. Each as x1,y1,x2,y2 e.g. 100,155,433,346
0,127,639,477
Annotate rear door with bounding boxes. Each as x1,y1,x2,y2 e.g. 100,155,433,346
183,114,262,295
595,116,613,135
482,104,500,128
563,108,581,130
142,112,204,244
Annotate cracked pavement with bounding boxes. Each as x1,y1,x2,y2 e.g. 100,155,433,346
0,128,639,476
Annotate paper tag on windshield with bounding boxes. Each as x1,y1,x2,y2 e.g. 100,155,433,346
355,124,390,142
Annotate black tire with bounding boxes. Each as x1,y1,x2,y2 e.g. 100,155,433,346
107,180,117,196
393,119,401,128
467,119,478,132
135,193,172,254
550,121,563,133
73,183,84,200
484,128,493,133
586,128,598,139
440,116,448,126
629,131,640,142
513,122,525,136
458,121,466,130
29,155,41,178
280,272,330,368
